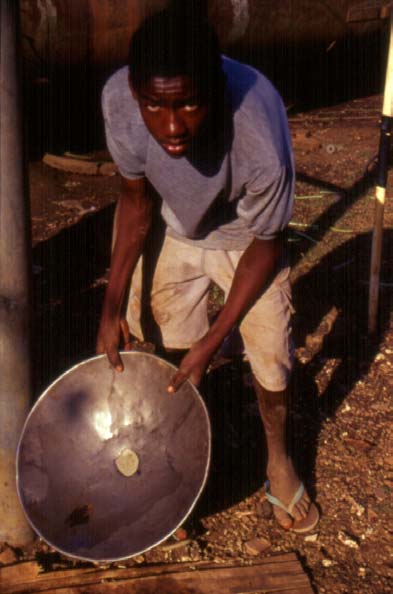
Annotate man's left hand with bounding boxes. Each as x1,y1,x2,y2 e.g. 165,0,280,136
167,335,218,393
166,237,283,393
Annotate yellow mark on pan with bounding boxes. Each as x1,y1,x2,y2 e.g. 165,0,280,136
115,449,139,477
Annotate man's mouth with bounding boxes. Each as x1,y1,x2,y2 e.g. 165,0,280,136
161,141,189,156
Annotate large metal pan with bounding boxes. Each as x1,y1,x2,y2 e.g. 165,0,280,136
16,352,211,562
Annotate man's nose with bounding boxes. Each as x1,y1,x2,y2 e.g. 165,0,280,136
166,109,186,137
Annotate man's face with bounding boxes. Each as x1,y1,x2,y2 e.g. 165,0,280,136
131,75,209,158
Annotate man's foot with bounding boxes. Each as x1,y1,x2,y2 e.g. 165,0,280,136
266,460,319,532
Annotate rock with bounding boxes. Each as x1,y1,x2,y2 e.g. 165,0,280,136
98,162,118,176
304,533,319,543
338,531,359,549
244,537,271,556
322,559,335,567
173,527,188,541
344,494,365,517
256,500,273,519
375,487,387,500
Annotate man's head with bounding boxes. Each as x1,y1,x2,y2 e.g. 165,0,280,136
128,4,224,158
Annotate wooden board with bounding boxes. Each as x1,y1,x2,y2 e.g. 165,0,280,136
0,554,313,594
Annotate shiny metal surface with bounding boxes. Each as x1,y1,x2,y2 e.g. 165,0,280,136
16,353,211,561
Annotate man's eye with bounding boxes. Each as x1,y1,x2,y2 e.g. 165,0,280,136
183,104,199,112
146,104,160,112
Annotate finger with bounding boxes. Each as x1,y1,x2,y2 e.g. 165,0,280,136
107,347,124,373
120,318,131,347
167,370,188,393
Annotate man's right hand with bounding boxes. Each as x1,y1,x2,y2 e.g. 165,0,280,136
96,175,152,372
96,317,131,372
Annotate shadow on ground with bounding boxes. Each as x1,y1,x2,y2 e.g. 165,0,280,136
196,228,393,517
32,203,114,394
290,230,393,492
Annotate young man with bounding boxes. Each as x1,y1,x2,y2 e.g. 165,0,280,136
97,6,319,533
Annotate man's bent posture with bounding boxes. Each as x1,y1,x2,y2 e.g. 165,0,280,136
97,5,319,533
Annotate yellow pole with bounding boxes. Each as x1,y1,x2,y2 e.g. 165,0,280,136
368,12,393,334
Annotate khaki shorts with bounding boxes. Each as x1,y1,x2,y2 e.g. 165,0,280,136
126,234,295,392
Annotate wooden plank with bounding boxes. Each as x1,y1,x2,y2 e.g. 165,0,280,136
0,554,313,594
17,572,311,594
42,154,117,176
0,556,294,588
0,562,40,587
129,567,309,593
39,578,313,594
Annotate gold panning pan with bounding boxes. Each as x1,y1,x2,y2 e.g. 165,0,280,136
17,352,211,561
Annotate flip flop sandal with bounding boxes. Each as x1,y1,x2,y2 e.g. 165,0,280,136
265,480,320,533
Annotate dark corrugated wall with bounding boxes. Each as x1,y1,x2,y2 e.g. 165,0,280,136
21,0,381,67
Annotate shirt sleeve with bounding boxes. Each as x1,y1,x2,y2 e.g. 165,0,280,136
101,88,145,180
236,164,294,240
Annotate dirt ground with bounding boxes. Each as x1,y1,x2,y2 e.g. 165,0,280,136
1,94,393,594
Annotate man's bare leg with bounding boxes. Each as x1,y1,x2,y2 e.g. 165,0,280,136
253,379,313,530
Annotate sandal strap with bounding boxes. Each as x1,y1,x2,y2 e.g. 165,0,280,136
265,480,305,516
288,482,305,515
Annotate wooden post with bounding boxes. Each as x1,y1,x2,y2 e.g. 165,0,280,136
368,11,393,334
0,0,34,544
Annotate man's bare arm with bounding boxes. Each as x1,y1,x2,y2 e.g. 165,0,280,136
97,176,152,370
168,235,283,390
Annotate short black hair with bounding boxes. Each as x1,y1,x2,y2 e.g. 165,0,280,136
128,2,223,100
